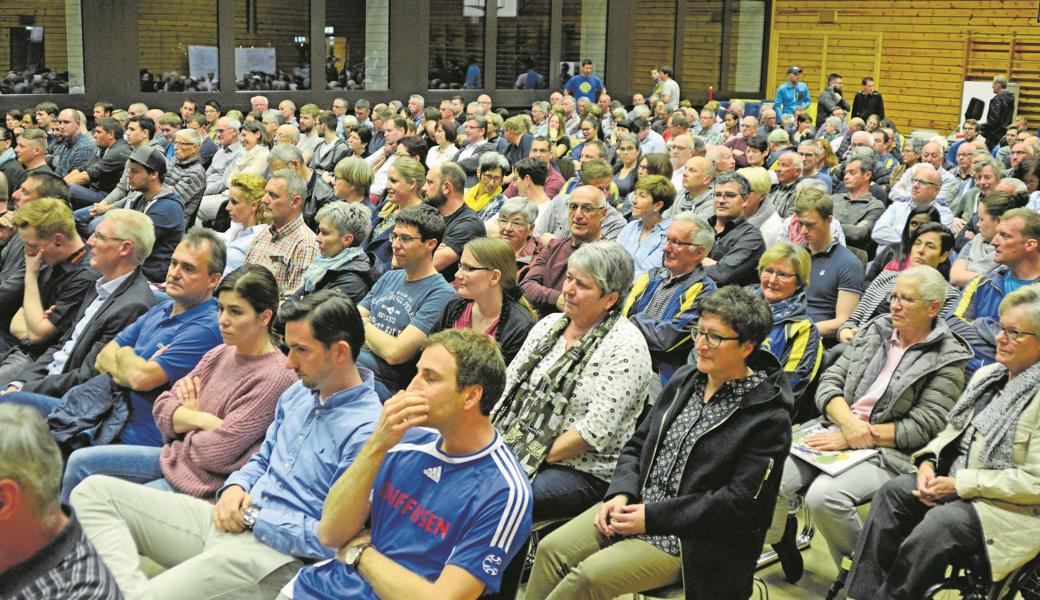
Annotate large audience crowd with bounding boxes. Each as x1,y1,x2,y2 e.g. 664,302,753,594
1,61,1039,600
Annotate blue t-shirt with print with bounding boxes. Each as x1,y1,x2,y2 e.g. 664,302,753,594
358,270,456,395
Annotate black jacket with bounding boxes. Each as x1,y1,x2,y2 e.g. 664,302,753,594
22,268,157,397
852,91,885,121
981,90,1015,149
430,295,536,365
605,350,793,600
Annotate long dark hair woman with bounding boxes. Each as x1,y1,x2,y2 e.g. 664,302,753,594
59,265,296,503
865,204,942,283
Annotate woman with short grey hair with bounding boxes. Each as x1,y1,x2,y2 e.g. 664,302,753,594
496,196,542,265
493,240,651,521
286,201,381,305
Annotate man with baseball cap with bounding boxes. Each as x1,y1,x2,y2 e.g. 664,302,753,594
123,146,185,282
775,66,811,117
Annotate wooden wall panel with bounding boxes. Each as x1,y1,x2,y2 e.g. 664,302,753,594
0,0,71,74
138,0,218,76
631,0,675,96
682,1,724,96
770,0,1040,133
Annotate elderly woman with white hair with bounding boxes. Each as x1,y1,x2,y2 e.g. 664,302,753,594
495,196,543,267
847,283,1040,599
739,166,783,246
493,241,652,520
286,201,380,304
766,265,974,582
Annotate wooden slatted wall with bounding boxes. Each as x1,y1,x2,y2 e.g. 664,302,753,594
494,0,552,89
632,0,676,96
0,0,70,74
770,0,1040,133
138,0,219,76
682,1,724,95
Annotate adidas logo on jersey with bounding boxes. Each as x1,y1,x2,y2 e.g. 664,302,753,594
423,466,442,483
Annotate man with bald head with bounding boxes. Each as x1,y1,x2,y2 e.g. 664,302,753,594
521,185,607,315
726,115,759,166
889,140,958,203
51,109,97,178
872,163,955,249
665,156,715,219
768,151,804,219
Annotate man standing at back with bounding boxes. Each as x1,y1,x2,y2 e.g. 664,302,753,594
563,59,606,105
775,67,811,117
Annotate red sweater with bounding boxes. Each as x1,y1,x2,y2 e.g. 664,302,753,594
152,344,296,498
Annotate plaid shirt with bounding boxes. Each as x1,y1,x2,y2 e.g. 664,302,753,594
0,508,122,599
52,132,98,178
244,214,318,301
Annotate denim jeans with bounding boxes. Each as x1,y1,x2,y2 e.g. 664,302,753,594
532,464,608,521
1,391,62,417
73,206,106,239
69,184,107,210
62,444,164,504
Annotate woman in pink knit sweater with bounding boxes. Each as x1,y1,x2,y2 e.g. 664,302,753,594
61,265,296,502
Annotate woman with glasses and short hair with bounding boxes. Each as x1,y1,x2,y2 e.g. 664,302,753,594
527,285,792,600
464,151,510,222
766,265,973,583
494,241,651,523
847,283,1040,599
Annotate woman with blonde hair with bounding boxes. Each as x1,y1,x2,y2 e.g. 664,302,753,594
222,172,268,275
430,237,536,365
366,157,425,269
331,156,373,203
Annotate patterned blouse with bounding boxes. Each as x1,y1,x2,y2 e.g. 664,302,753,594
503,312,653,480
637,369,767,555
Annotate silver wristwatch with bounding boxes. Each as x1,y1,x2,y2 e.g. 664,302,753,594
242,505,262,530
343,542,371,567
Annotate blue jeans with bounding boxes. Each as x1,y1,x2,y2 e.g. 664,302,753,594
62,444,164,504
69,184,106,209
1,391,62,417
73,206,106,239
532,464,608,520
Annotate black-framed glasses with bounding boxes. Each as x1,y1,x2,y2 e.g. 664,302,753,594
694,328,741,349
458,262,493,274
998,325,1038,343
712,191,741,200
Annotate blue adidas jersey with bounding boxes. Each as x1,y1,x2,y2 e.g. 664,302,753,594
291,429,532,599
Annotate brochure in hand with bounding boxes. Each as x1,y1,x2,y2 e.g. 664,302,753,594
790,422,878,476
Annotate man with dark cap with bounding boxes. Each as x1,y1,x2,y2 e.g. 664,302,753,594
775,66,812,117
123,146,185,283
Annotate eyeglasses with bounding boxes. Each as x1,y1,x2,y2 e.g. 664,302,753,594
887,292,919,306
481,172,503,182
389,232,422,244
667,144,689,151
567,202,604,214
694,328,741,349
761,267,797,281
172,141,197,147
664,237,697,248
92,231,127,243
998,325,1038,343
911,178,938,187
497,217,528,228
458,262,493,274
712,191,741,200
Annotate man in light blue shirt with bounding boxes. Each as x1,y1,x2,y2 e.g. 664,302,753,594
71,291,383,600
775,66,812,117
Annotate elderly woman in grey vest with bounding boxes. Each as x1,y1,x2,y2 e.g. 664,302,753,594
847,283,1040,599
767,266,973,582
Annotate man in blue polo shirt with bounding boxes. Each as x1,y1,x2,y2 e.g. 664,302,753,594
793,189,864,339
285,329,532,600
563,59,606,105
0,228,223,446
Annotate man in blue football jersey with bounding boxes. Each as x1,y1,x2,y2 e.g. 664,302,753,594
285,328,533,600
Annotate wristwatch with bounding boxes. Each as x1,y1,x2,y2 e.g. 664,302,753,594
343,542,372,567
242,505,262,530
